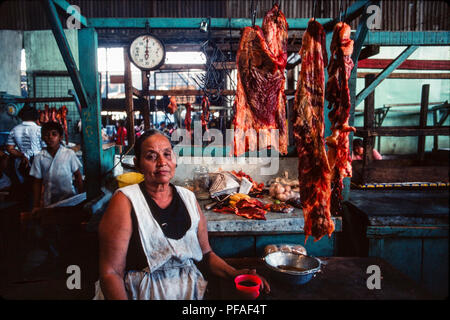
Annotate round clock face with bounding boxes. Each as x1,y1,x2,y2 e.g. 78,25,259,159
129,34,166,70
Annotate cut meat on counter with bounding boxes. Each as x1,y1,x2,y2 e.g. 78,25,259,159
214,198,267,220
233,3,288,156
325,22,355,216
292,19,334,242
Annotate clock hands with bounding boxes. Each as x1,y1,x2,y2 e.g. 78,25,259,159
144,37,149,60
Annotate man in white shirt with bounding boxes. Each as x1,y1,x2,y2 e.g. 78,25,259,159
6,105,44,208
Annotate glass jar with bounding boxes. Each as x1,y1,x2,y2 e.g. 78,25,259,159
193,166,210,198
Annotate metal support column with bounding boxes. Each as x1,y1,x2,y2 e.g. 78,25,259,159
78,28,103,199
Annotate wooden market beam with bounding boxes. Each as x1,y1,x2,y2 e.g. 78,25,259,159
358,59,450,70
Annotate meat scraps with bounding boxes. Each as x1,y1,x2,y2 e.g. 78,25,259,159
233,4,288,156
325,22,356,216
292,19,334,242
38,104,69,145
214,198,267,220
184,102,192,132
231,170,265,193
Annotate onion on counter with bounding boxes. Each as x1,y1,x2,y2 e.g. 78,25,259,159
269,182,298,202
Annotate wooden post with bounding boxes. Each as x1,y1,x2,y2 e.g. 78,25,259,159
124,48,135,147
363,74,376,184
418,84,430,161
141,71,151,130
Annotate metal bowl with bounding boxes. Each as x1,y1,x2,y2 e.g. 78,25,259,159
263,251,321,285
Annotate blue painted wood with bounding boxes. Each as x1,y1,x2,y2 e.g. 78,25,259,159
422,238,448,298
367,226,449,238
355,45,419,107
364,31,450,46
368,237,422,284
87,17,332,30
41,0,89,109
78,28,103,199
209,236,254,258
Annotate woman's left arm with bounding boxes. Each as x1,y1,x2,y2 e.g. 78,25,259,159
196,202,270,293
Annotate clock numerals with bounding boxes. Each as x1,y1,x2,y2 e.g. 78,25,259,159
130,35,164,70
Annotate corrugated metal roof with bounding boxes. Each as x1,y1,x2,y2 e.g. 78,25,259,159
1,0,448,31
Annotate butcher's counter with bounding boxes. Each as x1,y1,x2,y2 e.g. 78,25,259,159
112,156,343,258
344,188,449,299
200,199,342,258
205,256,434,300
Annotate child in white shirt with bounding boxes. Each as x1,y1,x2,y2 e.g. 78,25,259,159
30,121,84,210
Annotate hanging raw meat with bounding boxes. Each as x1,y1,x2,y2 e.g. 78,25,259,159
60,105,69,145
292,19,334,242
201,96,210,131
233,3,288,156
167,96,177,114
325,22,356,216
184,102,192,132
43,104,50,123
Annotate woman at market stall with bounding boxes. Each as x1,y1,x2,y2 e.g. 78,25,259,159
94,129,270,300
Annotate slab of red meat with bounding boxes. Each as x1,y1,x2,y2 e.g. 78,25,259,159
201,96,210,131
292,19,334,242
233,4,288,156
184,102,192,132
168,96,177,114
325,22,356,216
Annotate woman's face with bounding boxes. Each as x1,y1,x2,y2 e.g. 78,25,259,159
134,134,176,185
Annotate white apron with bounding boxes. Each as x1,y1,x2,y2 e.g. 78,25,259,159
93,184,207,300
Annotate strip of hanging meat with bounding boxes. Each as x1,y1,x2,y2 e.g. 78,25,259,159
233,4,288,156
168,96,178,114
325,22,356,216
292,19,334,242
201,96,210,131
60,105,69,145
184,102,192,132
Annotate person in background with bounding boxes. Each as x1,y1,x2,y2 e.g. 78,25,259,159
0,150,11,193
6,105,44,207
115,120,127,146
30,121,84,211
352,138,382,160
94,130,270,300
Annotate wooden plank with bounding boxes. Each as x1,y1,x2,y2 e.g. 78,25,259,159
354,165,449,183
363,74,376,183
418,85,430,161
355,126,450,137
358,59,450,70
357,73,450,79
123,47,135,147
141,71,151,130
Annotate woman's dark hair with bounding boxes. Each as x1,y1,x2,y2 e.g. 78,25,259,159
353,138,364,149
18,104,39,121
134,129,173,161
42,121,64,137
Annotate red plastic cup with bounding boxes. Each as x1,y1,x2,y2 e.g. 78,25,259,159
234,274,262,299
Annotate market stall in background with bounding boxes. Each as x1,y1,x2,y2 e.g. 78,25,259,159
0,0,448,300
